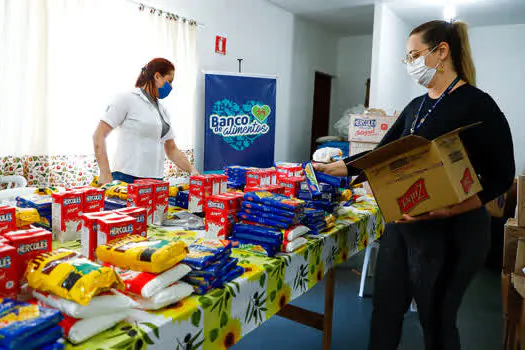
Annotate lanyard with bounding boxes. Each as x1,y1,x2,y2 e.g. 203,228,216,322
410,76,461,134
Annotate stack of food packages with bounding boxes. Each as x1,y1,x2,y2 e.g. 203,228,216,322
244,168,284,194
181,239,244,295
231,192,310,256
15,188,61,231
224,165,255,190
27,249,128,345
205,192,244,238
168,179,190,209
0,298,64,350
188,174,229,213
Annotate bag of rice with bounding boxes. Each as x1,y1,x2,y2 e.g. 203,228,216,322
123,282,193,310
60,312,129,344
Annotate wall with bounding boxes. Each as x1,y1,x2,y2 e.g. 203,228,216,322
469,23,525,174
330,34,373,135
150,0,338,167
370,4,423,115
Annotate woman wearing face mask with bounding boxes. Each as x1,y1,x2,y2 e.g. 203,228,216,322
93,58,197,185
316,21,514,349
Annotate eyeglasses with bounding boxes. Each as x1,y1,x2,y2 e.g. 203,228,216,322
403,46,437,64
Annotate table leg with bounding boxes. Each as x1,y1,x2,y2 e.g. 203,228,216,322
322,268,335,350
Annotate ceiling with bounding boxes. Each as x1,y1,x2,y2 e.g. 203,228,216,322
267,0,525,36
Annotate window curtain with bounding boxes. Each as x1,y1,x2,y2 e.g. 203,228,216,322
0,0,197,156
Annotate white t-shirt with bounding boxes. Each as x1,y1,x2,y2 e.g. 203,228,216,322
102,88,175,179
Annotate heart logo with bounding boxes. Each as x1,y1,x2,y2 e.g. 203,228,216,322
251,105,271,123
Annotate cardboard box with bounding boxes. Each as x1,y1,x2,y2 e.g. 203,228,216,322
97,215,137,246
504,219,525,274
348,114,397,143
81,211,118,261
83,188,105,213
52,191,84,242
349,126,482,222
127,183,154,224
0,244,18,299
189,175,214,213
136,180,170,225
517,175,525,227
0,206,16,235
350,141,377,157
115,207,148,238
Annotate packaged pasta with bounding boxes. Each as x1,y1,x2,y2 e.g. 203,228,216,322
26,249,124,306
41,340,65,350
240,208,300,224
231,239,279,257
243,192,305,211
238,212,291,229
241,201,298,217
33,290,135,319
187,258,238,279
96,236,188,273
233,223,309,242
232,231,281,246
115,263,191,298
17,325,64,350
0,299,63,350
182,239,232,270
303,162,321,196
60,312,129,344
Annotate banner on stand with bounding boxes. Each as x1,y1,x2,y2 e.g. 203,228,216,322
204,73,276,171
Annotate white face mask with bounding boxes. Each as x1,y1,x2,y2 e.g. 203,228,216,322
406,47,439,87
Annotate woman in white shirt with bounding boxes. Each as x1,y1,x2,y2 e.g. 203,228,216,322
93,58,197,184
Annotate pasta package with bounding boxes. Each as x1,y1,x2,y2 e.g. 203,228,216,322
244,192,305,211
96,236,188,273
303,162,321,196
26,249,124,306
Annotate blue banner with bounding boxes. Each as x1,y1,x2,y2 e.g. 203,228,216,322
204,74,276,171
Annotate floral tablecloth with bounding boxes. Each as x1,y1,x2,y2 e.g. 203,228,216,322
55,201,384,350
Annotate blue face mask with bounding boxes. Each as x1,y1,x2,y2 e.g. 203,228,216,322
158,81,172,99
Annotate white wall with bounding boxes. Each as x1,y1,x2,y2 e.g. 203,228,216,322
370,4,423,115
470,23,525,174
149,0,338,167
330,34,373,134
288,18,338,160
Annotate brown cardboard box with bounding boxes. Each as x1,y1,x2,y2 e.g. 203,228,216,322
517,175,525,227
504,219,525,274
513,239,525,298
349,125,482,223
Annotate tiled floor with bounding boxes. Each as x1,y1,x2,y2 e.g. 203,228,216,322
233,251,502,350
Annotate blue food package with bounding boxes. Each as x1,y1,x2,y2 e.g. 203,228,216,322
0,299,63,350
40,340,65,350
238,212,291,229
242,201,299,216
17,326,64,350
314,171,349,188
302,162,322,196
187,257,238,278
182,239,232,270
240,208,300,224
192,284,213,295
104,197,127,210
232,239,280,257
183,274,218,288
304,208,325,220
221,265,244,284
243,192,305,211
305,200,336,213
232,231,282,247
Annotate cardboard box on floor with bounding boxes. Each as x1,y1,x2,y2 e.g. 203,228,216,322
349,125,482,223
517,175,525,227
504,219,525,274
512,239,525,298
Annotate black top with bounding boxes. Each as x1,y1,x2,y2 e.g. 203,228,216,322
345,84,515,204
141,88,171,138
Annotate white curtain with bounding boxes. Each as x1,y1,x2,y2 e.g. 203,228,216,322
0,0,197,156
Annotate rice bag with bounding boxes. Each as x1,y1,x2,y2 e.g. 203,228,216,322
303,162,321,196
116,263,191,298
241,201,299,217
187,258,238,278
182,239,232,270
26,249,124,306
96,236,188,274
33,290,134,319
240,208,300,224
60,312,128,344
127,282,194,310
231,239,280,257
0,299,63,350
238,213,291,229
282,237,308,253
243,192,305,211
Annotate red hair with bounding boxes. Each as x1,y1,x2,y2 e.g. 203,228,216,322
135,58,175,98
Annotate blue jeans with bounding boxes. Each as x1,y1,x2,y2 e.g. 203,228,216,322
111,171,162,184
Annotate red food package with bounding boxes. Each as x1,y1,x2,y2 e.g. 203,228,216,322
96,215,137,246
52,191,84,242
189,175,213,213
279,177,303,198
114,207,147,238
0,206,16,235
127,183,153,224
81,212,119,261
83,188,105,213
134,180,169,225
0,244,18,299
4,228,52,281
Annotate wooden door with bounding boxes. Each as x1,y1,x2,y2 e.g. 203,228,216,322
310,72,333,157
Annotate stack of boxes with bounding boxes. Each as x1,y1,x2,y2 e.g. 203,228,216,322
244,168,284,194
224,166,254,190
134,179,170,225
188,174,228,213
205,193,244,238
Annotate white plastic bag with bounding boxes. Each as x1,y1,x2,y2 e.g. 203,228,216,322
312,147,343,163
117,263,191,299
64,311,129,344
333,104,365,137
283,225,310,241
33,290,135,319
283,237,308,253
127,282,194,310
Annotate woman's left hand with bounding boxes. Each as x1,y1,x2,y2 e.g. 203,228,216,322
396,207,452,223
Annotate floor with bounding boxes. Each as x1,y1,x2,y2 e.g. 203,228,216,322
233,251,503,350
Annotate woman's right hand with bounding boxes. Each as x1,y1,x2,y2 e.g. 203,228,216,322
99,171,113,185
312,160,349,177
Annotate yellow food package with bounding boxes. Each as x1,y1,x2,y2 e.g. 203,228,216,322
105,185,128,200
26,249,124,306
96,236,189,273
341,189,352,202
15,208,41,228
34,187,59,196
90,176,100,187
169,186,179,197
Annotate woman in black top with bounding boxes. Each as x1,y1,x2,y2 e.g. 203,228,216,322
316,20,515,349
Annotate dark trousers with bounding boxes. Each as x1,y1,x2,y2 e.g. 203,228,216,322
112,171,162,184
369,207,491,350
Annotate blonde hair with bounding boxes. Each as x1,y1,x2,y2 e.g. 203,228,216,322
410,20,477,86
